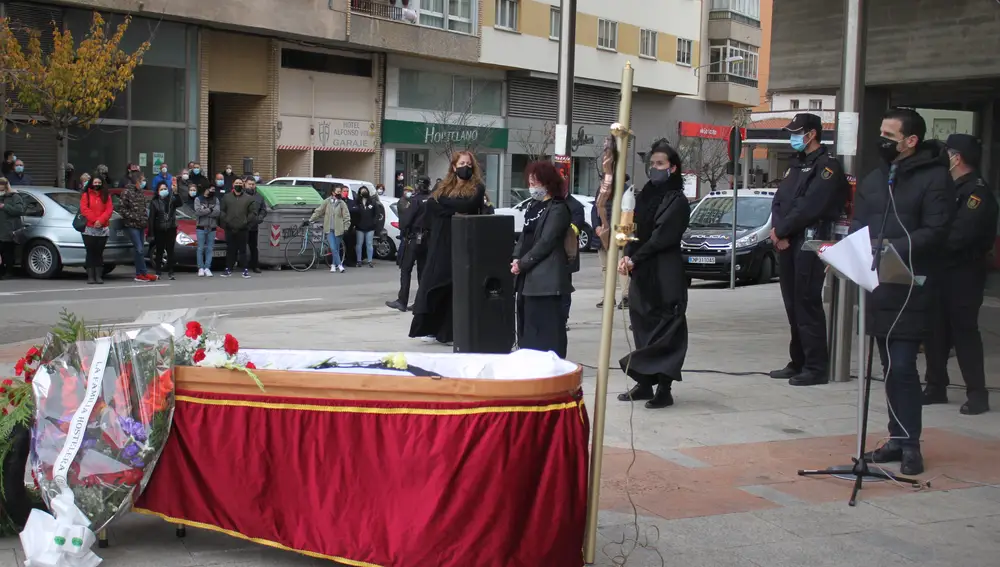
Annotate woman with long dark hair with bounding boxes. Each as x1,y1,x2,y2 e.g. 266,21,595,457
512,161,572,357
79,172,114,284
408,151,490,344
617,139,692,409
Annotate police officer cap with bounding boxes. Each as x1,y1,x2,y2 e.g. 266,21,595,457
783,113,823,135
945,133,981,167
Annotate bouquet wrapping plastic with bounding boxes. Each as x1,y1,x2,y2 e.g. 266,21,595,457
20,324,176,566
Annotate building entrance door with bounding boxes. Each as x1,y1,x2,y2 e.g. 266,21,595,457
394,150,428,191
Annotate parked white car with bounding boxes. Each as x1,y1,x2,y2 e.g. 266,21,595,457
266,176,376,199
495,194,598,251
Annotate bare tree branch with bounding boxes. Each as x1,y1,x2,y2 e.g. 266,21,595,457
512,120,555,162
695,139,730,191
424,83,498,160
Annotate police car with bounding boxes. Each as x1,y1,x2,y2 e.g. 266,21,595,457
681,189,778,285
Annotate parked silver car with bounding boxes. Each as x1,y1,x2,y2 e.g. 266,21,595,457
10,187,134,279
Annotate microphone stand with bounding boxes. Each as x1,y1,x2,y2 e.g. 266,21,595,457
798,164,919,506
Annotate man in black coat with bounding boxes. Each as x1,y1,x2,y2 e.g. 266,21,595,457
386,177,431,311
853,108,952,476
769,113,850,386
923,134,999,415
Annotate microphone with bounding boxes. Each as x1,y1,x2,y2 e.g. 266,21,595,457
871,163,898,271
887,163,898,188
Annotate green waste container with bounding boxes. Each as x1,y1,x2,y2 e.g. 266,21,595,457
255,185,325,268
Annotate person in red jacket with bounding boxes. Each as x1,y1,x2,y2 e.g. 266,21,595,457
79,174,114,284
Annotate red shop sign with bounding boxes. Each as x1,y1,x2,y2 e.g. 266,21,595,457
678,121,747,141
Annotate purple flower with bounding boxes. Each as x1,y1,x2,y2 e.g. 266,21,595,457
121,444,139,459
117,416,148,442
130,457,145,468
81,438,97,450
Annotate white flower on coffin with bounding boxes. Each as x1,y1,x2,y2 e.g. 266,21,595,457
175,321,264,392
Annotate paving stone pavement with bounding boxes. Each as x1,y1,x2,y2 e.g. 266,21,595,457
2,280,999,566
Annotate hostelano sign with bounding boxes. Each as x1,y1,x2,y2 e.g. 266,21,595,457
382,119,509,150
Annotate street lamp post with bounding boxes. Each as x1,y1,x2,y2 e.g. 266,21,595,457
555,0,578,183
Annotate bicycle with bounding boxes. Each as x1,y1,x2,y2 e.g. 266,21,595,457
284,222,341,271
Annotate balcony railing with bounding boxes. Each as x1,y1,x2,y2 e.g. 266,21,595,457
707,73,759,89
708,10,761,29
351,0,404,21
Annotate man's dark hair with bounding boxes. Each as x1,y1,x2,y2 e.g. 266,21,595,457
883,107,926,143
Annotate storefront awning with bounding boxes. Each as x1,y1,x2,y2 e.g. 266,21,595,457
277,145,376,153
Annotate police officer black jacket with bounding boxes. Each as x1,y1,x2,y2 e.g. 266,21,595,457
850,141,953,340
772,146,848,241
944,173,998,268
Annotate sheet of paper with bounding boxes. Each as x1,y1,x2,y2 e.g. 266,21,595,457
817,226,879,291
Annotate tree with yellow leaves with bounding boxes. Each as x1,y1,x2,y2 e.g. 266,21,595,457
0,12,150,187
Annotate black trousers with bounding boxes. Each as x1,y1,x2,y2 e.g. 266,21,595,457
517,294,568,358
561,274,573,326
0,241,15,277
925,266,987,396
82,234,107,269
152,228,177,275
397,237,426,306
225,229,249,271
248,229,259,269
777,241,828,375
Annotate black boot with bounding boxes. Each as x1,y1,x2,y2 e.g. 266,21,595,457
769,364,800,379
960,391,989,415
922,385,949,405
900,446,924,476
789,370,829,386
94,266,104,284
86,267,97,285
617,383,654,402
645,384,674,409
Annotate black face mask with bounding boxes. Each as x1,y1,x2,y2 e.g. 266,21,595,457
233,186,243,194
455,166,473,181
878,136,902,164
648,168,672,186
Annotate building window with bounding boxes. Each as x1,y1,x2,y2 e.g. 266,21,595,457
419,0,474,34
676,38,693,66
710,0,761,21
598,19,618,51
495,0,517,30
280,49,373,77
809,99,823,110
640,29,658,59
398,69,503,116
790,99,800,109
549,7,560,40
708,39,759,87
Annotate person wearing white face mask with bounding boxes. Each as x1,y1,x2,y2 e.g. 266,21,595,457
178,168,195,204
151,163,174,194
148,180,183,280
615,139,692,410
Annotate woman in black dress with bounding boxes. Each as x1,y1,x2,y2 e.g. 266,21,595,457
512,160,573,358
617,140,692,409
408,151,490,344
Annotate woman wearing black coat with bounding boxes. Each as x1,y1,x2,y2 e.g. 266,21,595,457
148,180,184,280
617,140,691,409
512,161,573,358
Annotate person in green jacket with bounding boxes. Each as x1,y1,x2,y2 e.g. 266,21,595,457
0,177,25,279
219,178,258,278
309,183,352,272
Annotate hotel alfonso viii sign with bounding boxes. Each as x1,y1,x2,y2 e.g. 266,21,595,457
381,119,509,150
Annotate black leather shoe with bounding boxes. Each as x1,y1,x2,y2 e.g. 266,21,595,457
617,384,654,402
960,393,989,416
864,444,903,464
645,387,674,409
789,372,829,386
769,365,800,379
617,298,629,310
900,447,924,476
922,386,948,405
596,301,604,308
385,300,407,312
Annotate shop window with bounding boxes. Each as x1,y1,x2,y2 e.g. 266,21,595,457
131,126,185,180
131,66,186,123
68,125,128,181
399,69,502,116
471,80,502,116
281,49,373,78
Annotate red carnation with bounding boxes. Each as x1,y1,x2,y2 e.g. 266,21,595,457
192,348,206,363
24,368,34,383
185,321,203,339
25,346,41,361
2,379,11,387
14,358,25,377
245,362,256,370
1,408,7,416
223,334,239,356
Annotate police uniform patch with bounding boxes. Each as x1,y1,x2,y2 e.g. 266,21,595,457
821,167,834,180
968,195,982,210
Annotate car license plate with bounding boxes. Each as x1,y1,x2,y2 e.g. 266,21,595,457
688,256,716,264
213,250,226,257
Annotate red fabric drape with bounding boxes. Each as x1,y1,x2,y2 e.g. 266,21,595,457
135,390,589,567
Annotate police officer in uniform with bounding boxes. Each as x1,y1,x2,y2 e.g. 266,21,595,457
769,113,850,386
923,134,998,415
386,176,431,312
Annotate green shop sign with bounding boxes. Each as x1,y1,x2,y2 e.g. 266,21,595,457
382,119,509,150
